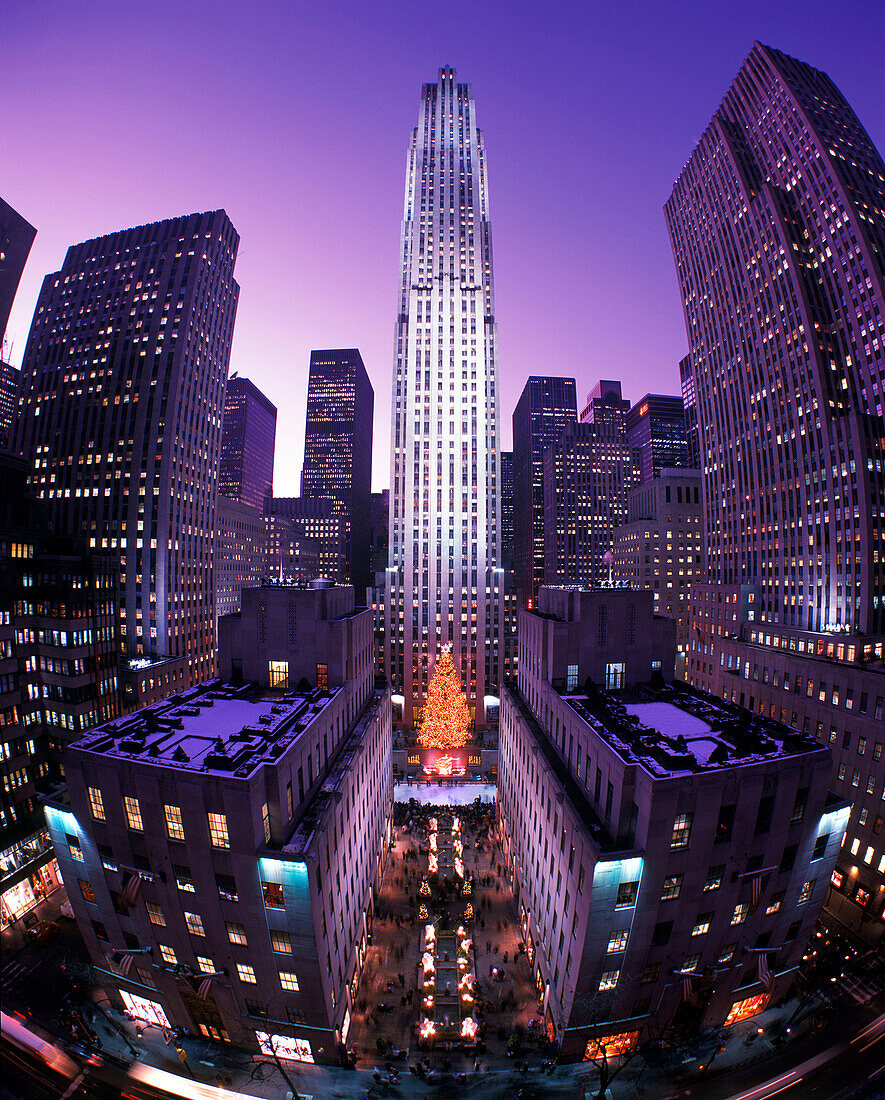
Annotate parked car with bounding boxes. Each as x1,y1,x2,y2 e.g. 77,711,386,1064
26,920,60,945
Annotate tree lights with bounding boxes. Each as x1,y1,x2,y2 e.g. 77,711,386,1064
418,646,472,750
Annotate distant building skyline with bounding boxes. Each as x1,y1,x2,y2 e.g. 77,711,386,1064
625,393,690,482
0,197,36,348
219,374,277,510
15,210,240,685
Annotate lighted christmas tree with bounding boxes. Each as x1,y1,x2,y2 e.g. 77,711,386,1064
418,645,472,750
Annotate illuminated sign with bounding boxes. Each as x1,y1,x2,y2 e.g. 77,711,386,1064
724,993,768,1026
255,1031,314,1063
638,403,649,416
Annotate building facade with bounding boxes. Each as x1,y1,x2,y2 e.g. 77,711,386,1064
265,497,344,584
625,394,690,484
0,361,20,450
48,584,391,1063
301,349,373,600
665,43,885,936
0,197,37,347
386,67,505,729
15,211,240,687
512,377,578,608
497,585,845,1059
219,375,277,512
613,469,703,672
1,453,119,929
678,356,700,471
214,496,267,621
543,388,641,590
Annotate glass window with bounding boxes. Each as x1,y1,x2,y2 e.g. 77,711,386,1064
262,803,271,845
731,902,749,924
704,865,725,891
88,787,106,821
174,865,195,893
160,944,177,965
226,921,247,945
671,813,693,849
279,971,300,991
196,956,215,974
765,892,784,915
184,911,205,936
680,954,701,972
718,943,737,963
78,879,96,903
615,880,638,909
164,805,185,841
270,930,292,954
661,874,683,900
237,964,257,985
262,881,284,909
146,902,166,926
798,880,815,904
606,930,629,953
640,963,660,983
124,796,143,831
208,813,230,849
598,969,619,991
691,913,712,936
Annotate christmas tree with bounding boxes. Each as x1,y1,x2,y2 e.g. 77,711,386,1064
418,645,472,750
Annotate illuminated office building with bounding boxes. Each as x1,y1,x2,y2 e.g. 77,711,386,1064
386,67,505,728
219,375,277,511
665,43,885,933
512,377,577,608
625,394,690,483
301,349,373,599
15,211,240,687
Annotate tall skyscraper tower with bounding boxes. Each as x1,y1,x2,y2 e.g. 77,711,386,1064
16,211,240,685
301,348,373,598
625,393,690,482
387,67,504,729
666,43,885,932
512,377,578,608
219,375,277,509
0,197,36,348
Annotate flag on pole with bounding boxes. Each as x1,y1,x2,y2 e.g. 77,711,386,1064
752,873,762,910
119,872,143,911
118,953,135,976
197,976,214,1000
682,974,701,1006
757,952,774,994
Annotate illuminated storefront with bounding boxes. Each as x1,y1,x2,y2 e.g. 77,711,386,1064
255,1031,315,1063
0,828,61,926
584,1031,639,1060
724,993,769,1027
120,990,172,1030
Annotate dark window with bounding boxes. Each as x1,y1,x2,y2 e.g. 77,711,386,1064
215,874,238,902
91,920,109,942
640,963,661,983
615,880,638,908
79,879,96,903
785,920,801,941
245,999,267,1018
716,804,735,843
133,855,152,872
811,833,829,860
755,796,774,836
791,788,808,823
651,921,673,947
780,844,798,872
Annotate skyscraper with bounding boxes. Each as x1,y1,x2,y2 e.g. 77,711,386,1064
301,349,373,598
16,210,240,686
512,376,577,607
387,67,504,729
625,393,690,482
219,374,277,510
679,355,701,469
499,450,514,575
0,197,36,347
0,361,20,450
665,43,885,933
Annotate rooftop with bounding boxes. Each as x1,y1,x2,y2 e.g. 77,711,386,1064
70,680,340,779
561,682,823,778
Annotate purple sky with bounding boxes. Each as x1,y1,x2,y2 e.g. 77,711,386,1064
5,1,883,493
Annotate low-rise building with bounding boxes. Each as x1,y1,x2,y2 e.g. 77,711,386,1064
47,584,391,1063
498,586,845,1060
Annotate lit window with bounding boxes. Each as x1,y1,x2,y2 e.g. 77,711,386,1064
160,945,177,965
88,787,106,821
208,813,230,849
237,964,257,984
797,880,815,905
184,911,205,936
718,943,737,963
164,805,185,841
67,832,83,861
196,956,215,974
270,930,292,954
661,874,683,900
226,922,247,946
670,813,693,849
146,902,166,926
691,913,712,936
615,880,638,908
606,930,628,953
262,803,271,845
765,892,784,915
680,954,700,972
79,879,96,903
279,971,300,991
863,846,874,865
731,902,749,925
262,881,284,909
598,969,620,991
124,796,143,831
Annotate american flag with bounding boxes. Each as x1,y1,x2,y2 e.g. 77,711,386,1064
119,872,143,911
682,975,701,1006
752,873,762,910
757,952,774,994
117,953,135,976
197,976,214,1001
